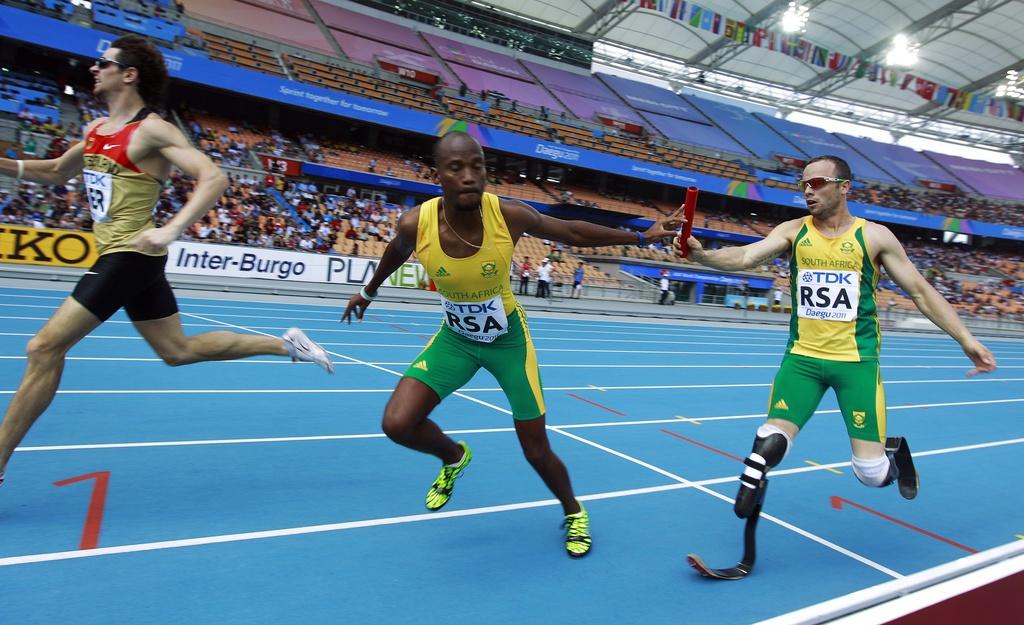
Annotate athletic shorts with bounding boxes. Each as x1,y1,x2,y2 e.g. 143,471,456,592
71,252,178,322
766,353,886,442
403,307,545,420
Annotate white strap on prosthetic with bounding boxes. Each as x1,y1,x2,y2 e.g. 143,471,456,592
739,424,793,490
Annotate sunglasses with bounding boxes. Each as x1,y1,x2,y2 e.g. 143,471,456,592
798,176,849,190
94,57,127,70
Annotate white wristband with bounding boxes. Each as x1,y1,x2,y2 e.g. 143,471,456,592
360,286,378,301
15,160,24,180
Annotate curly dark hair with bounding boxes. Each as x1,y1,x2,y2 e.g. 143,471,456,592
110,35,169,106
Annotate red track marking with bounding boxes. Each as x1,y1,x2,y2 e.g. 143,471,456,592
567,393,625,416
390,323,430,341
660,429,743,462
54,471,111,550
830,496,977,554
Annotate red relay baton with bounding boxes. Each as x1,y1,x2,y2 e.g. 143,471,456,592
677,186,699,258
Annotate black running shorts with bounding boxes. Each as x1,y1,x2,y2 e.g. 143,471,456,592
71,252,179,322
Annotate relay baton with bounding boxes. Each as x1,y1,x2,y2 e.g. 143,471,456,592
678,186,699,258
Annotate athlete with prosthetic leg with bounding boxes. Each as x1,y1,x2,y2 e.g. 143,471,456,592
682,155,997,578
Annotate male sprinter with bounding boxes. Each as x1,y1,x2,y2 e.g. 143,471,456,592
342,131,682,557
682,155,996,518
0,36,333,488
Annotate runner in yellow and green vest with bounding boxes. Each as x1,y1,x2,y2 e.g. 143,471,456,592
342,131,683,558
682,155,996,518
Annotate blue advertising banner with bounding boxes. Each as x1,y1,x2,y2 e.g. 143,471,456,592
302,163,442,196
622,264,774,289
304,163,549,211
2,6,1020,242
690,227,761,243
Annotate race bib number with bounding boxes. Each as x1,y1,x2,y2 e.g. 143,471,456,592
440,294,508,343
796,270,860,322
83,169,113,223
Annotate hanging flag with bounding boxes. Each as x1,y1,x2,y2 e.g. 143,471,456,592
812,45,828,66
689,4,703,26
914,78,936,100
797,39,811,61
828,51,847,70
735,21,746,42
752,27,766,47
630,0,1015,120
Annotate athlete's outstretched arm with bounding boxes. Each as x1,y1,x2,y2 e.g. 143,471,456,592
682,219,800,271
131,118,228,253
341,207,419,322
502,199,682,246
0,120,101,185
872,223,996,376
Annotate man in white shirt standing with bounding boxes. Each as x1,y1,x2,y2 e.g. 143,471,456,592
537,258,552,298
659,269,670,304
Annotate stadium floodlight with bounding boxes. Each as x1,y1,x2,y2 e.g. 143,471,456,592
780,2,809,33
885,34,919,67
995,69,1022,100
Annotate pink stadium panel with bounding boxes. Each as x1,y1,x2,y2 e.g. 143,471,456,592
180,0,334,54
926,151,1024,201
552,90,645,124
520,60,621,102
237,0,313,21
332,30,455,84
312,1,431,54
446,63,564,112
422,33,530,81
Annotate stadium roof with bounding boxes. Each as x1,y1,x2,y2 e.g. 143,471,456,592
474,0,1024,151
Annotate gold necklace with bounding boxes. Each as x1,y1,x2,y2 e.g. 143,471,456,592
440,199,483,249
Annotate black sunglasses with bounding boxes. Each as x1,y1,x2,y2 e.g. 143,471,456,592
94,57,127,70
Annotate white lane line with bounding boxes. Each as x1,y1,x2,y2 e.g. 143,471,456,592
548,425,903,578
4,382,1022,396
3,305,1013,575
4,379,1019,393
3,331,1023,360
180,313,512,418
15,401,1023,452
2,294,1022,343
26,436,1021,572
1,314,1017,354
2,355,1022,371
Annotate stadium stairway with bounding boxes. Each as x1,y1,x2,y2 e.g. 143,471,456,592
266,187,312,233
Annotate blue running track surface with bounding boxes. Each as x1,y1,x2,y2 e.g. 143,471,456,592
0,285,1021,624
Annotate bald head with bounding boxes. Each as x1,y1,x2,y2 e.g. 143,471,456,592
433,131,483,167
433,131,486,210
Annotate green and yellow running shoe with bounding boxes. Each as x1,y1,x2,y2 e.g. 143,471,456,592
562,501,592,558
425,441,472,511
